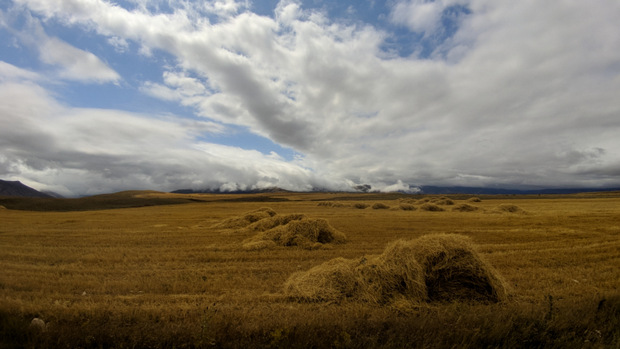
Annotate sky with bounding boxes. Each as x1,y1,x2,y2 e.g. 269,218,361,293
0,0,619,196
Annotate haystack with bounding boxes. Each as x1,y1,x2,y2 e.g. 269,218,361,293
431,197,455,205
372,203,390,209
419,203,444,212
353,203,369,209
411,234,508,302
212,207,277,229
399,203,416,211
241,213,307,233
243,218,346,250
467,197,482,203
317,201,346,207
355,241,427,304
495,204,526,214
284,257,362,302
452,203,479,212
284,234,507,305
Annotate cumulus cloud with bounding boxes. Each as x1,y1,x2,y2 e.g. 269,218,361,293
2,0,620,194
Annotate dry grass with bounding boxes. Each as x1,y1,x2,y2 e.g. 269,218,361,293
353,203,369,209
1,192,619,348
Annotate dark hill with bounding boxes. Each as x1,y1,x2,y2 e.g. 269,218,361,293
0,190,204,211
0,180,52,198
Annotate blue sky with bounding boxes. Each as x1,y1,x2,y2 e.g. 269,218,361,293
1,0,619,196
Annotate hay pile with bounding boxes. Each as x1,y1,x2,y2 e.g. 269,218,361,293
212,207,277,229
284,234,507,305
431,197,455,205
412,234,507,302
419,203,445,212
399,203,416,211
495,204,526,214
317,201,346,207
372,203,390,209
241,213,307,233
242,218,347,250
467,197,482,203
353,203,369,209
452,203,479,212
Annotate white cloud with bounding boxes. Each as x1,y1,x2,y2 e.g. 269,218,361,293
390,0,469,34
40,36,121,83
3,0,620,193
0,61,41,81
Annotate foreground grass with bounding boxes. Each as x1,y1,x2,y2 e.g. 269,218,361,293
1,193,619,348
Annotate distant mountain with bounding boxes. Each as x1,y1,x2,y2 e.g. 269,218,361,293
417,185,620,195
351,183,620,195
0,180,53,198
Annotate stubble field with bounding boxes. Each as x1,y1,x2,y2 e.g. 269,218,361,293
1,191,619,348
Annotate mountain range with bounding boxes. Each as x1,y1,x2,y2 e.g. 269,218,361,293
0,180,53,198
2,179,620,198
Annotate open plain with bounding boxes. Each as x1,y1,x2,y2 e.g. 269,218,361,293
1,191,619,348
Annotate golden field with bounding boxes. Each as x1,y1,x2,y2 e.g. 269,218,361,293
1,191,619,348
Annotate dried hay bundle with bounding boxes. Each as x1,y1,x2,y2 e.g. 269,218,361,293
317,201,346,207
212,207,277,229
416,198,431,204
372,203,390,209
353,203,369,209
419,203,445,212
411,234,508,303
241,213,307,233
467,197,482,202
452,203,479,212
495,204,526,214
431,197,455,205
399,203,417,211
243,218,346,250
355,241,426,304
283,258,362,302
284,234,507,305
